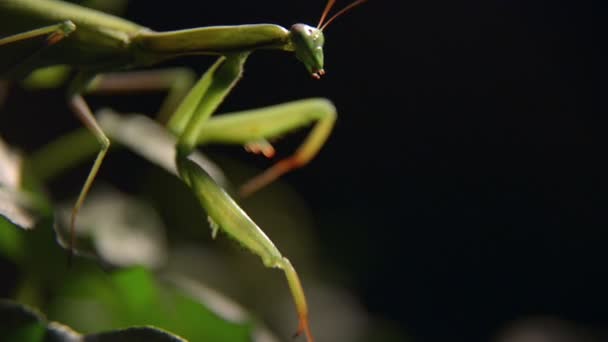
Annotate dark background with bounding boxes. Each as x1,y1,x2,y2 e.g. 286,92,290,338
2,1,600,341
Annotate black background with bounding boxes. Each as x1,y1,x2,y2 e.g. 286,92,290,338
1,1,600,341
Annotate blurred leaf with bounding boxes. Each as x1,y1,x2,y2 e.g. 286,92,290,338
0,299,47,342
22,66,71,90
0,299,83,342
1,137,54,263
48,267,260,341
84,327,185,342
0,138,40,230
168,275,279,342
0,299,187,342
97,110,229,188
495,317,602,342
55,186,168,268
0,216,24,260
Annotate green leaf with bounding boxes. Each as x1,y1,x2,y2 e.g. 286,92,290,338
0,216,24,260
0,299,188,342
0,138,38,230
0,136,53,231
97,110,228,188
0,299,81,342
55,186,168,268
84,327,186,342
0,299,47,342
48,267,260,341
1,137,54,263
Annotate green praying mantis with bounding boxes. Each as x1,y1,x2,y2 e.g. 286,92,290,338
0,0,367,340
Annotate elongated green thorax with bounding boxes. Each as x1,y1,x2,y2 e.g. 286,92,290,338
289,24,325,78
133,24,293,65
133,23,325,79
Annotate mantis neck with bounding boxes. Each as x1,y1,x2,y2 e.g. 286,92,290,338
134,24,294,64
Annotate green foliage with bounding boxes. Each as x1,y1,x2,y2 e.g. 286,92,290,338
1,136,271,341
1,211,266,342
0,299,186,342
47,267,253,341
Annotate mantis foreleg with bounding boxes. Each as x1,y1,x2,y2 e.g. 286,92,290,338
168,53,316,340
178,157,313,342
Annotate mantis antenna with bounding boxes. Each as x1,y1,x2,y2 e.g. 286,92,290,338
318,0,369,31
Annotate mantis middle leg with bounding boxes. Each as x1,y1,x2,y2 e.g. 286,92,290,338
197,98,336,196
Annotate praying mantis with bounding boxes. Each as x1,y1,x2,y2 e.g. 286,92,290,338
0,0,367,340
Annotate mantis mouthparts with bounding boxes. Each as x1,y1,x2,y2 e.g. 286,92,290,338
312,69,325,79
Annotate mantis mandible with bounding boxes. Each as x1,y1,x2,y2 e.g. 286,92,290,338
0,0,367,340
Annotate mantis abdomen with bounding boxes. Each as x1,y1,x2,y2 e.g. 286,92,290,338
0,0,145,74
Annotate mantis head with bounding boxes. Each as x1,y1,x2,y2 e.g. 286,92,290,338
290,0,368,79
290,24,325,79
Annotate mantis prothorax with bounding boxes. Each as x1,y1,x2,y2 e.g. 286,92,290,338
0,0,367,340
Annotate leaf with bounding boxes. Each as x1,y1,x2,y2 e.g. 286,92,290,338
22,66,71,89
0,299,187,342
0,216,24,260
55,186,168,268
0,299,48,342
48,267,262,342
0,299,81,342
97,110,229,188
84,327,186,342
168,275,280,342
0,138,38,230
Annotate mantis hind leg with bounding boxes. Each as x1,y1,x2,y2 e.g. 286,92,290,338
66,95,109,262
85,68,196,123
62,72,111,262
0,23,105,261
47,68,195,257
